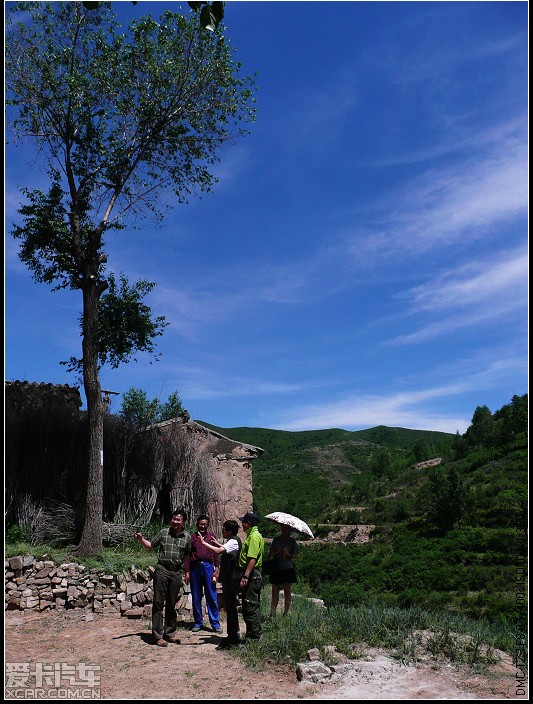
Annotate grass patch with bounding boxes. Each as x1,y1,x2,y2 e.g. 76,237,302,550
5,540,157,572
235,587,516,670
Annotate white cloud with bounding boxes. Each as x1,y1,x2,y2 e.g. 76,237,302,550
142,362,311,402
276,62,359,158
392,29,526,85
151,284,252,342
273,350,527,433
149,258,329,343
209,143,253,190
405,252,527,312
351,146,528,267
148,157,528,344
275,386,470,434
390,248,528,344
374,117,527,167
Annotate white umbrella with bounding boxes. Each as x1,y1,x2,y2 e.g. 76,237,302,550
265,511,314,539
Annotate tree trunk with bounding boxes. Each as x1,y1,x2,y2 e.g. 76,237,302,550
75,281,104,557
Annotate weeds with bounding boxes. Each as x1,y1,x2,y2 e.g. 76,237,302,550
234,587,515,671
4,540,157,572
391,631,424,665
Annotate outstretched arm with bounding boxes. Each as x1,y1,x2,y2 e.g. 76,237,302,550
198,532,225,554
134,532,152,550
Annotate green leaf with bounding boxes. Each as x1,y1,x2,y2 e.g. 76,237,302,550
211,2,225,22
200,5,218,32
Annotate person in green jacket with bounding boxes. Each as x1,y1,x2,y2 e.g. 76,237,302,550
238,512,265,641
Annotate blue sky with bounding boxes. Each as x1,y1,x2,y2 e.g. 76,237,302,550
5,1,528,434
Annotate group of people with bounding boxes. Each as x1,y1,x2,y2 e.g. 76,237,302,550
134,509,298,649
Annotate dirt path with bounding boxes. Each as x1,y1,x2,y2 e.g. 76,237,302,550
4,610,522,700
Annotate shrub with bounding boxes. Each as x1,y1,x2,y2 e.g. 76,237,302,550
321,582,368,608
5,523,28,543
398,588,427,608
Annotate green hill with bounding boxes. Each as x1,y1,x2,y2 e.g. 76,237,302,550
199,422,456,523
200,423,453,455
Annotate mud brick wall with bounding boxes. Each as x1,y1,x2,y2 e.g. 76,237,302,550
154,417,263,531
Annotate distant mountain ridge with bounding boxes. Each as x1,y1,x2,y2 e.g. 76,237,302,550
197,422,454,453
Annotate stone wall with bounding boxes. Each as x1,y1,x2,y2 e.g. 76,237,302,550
412,457,442,469
4,555,196,619
316,525,376,543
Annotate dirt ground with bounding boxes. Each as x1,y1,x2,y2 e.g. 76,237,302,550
4,609,524,700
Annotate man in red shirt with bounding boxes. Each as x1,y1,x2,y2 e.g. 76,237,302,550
189,514,222,633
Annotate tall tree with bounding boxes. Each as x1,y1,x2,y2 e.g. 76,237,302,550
427,466,467,532
464,405,496,449
6,1,255,556
494,393,528,444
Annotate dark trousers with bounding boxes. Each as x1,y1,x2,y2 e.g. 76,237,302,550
152,564,183,641
241,569,262,639
221,578,240,642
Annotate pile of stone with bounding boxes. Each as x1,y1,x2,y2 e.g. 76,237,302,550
296,647,359,684
4,555,193,618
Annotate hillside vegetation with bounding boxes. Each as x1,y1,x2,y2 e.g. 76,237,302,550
199,423,456,525
201,394,528,624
